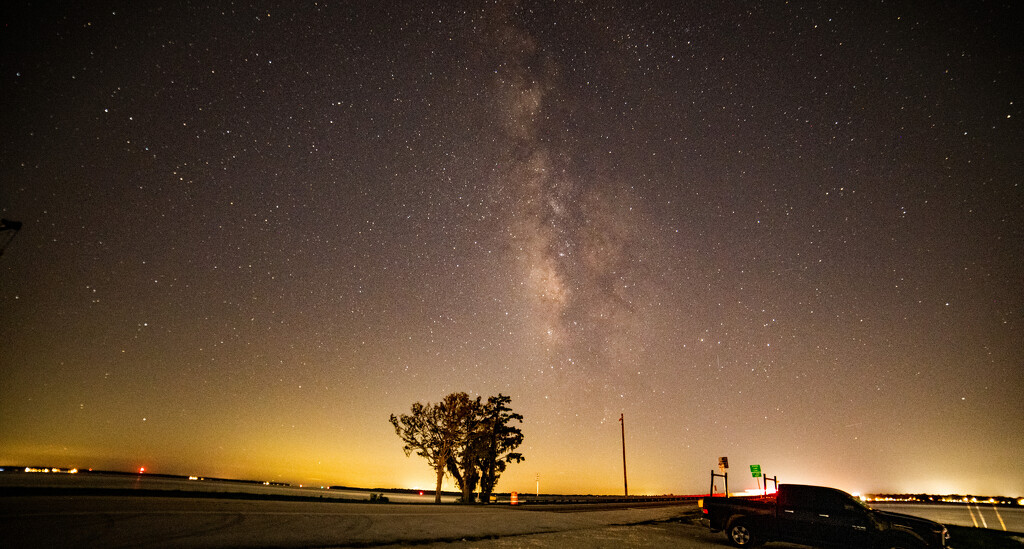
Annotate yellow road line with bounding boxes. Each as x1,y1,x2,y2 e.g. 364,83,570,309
973,503,988,528
966,504,979,527
992,505,1007,531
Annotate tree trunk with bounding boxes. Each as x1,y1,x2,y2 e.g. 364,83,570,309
434,465,444,504
465,465,479,503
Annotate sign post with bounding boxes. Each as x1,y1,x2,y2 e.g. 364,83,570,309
750,464,762,492
712,457,729,497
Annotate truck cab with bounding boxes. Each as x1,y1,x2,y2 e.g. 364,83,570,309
776,484,875,547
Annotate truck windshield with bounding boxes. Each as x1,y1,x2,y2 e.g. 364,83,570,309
850,496,873,511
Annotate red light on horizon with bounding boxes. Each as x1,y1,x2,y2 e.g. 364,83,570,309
139,467,146,474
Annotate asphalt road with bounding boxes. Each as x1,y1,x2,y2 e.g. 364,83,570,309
2,495,757,548
871,502,1024,533
10,493,1019,548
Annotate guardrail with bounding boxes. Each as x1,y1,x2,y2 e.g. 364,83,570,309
496,494,702,505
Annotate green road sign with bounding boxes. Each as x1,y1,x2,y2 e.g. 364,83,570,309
750,464,762,477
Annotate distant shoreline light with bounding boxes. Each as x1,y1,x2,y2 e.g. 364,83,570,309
866,494,1023,506
2,466,1021,503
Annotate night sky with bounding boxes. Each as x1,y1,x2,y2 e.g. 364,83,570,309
2,2,1021,497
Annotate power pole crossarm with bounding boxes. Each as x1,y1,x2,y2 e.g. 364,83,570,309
0,219,23,257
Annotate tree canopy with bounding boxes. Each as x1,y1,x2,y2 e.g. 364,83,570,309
390,392,524,503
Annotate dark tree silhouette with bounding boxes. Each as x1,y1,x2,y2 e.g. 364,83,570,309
440,392,483,503
389,393,479,503
446,393,525,503
478,394,525,502
392,392,524,504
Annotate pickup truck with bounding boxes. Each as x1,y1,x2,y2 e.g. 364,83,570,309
699,484,949,548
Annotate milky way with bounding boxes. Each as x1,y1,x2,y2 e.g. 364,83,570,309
488,5,660,412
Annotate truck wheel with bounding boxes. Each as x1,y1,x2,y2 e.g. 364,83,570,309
727,521,758,547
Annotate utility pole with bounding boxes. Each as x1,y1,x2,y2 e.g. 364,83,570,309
620,413,628,496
